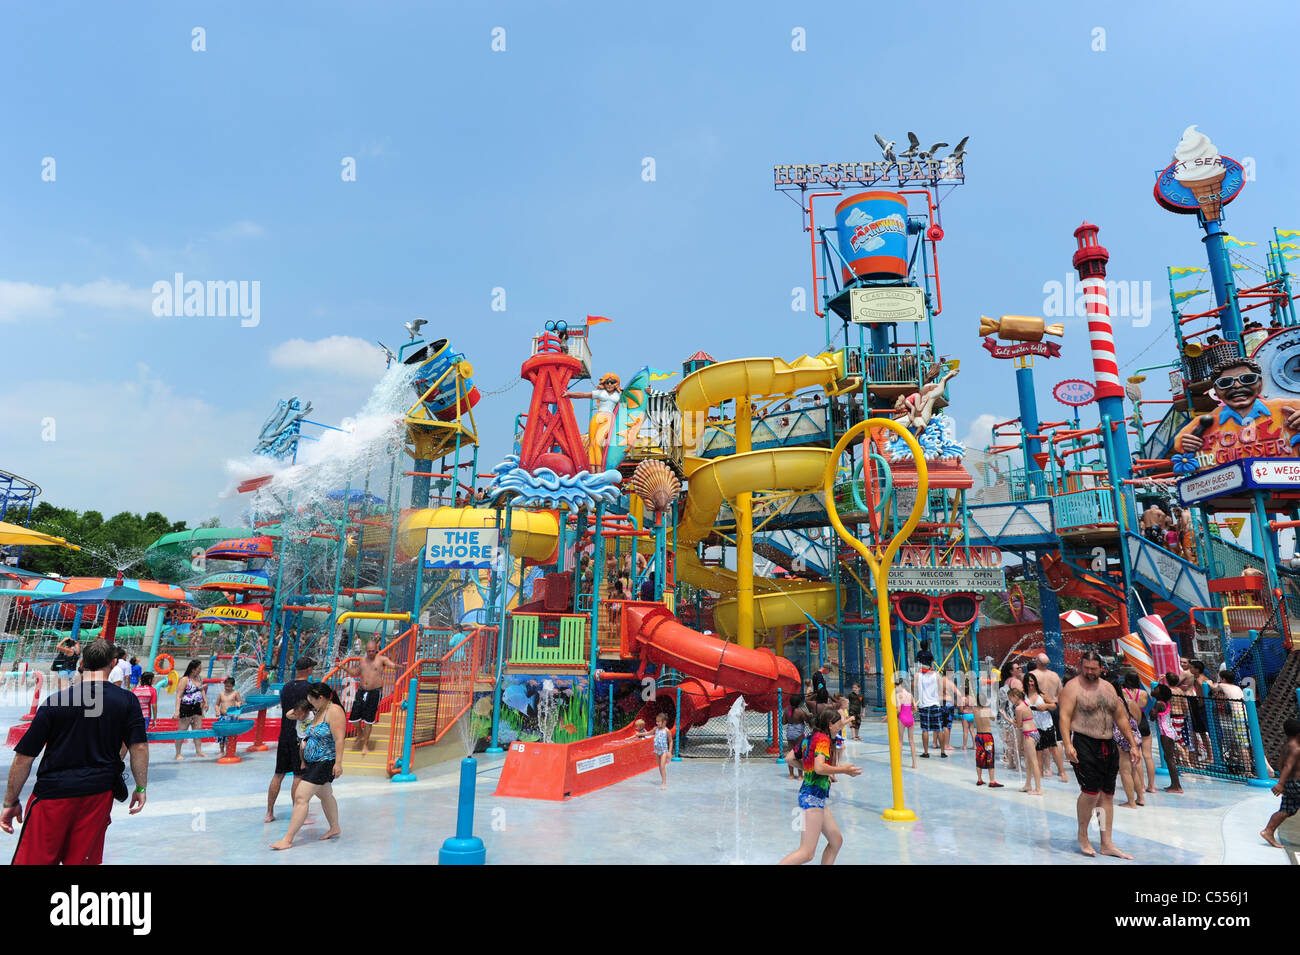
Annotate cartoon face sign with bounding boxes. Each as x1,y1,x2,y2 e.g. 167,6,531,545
1173,358,1300,469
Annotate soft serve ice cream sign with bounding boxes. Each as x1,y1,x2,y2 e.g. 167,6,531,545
844,206,906,254
1154,125,1245,221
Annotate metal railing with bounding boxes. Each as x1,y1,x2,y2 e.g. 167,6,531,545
1052,487,1115,529
863,353,925,387
387,625,494,776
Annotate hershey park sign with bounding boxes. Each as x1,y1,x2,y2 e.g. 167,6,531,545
773,159,965,189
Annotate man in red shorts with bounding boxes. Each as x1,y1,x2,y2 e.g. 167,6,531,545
1059,651,1141,859
1,639,148,864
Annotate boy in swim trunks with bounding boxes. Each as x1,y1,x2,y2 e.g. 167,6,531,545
972,702,1001,787
1261,719,1300,849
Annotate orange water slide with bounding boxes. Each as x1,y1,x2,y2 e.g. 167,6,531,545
621,601,800,735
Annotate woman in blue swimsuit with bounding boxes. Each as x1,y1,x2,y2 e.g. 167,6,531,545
270,682,345,850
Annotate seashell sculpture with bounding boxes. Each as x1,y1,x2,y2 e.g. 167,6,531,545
630,460,682,514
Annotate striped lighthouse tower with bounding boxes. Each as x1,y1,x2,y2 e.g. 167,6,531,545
1072,221,1136,528
1072,222,1123,400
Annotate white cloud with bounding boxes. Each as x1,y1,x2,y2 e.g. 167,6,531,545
268,335,387,379
962,412,999,452
0,278,153,322
0,365,260,524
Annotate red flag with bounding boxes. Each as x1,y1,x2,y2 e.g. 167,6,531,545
586,315,613,326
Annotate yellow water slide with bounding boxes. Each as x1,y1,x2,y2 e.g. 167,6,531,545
675,352,849,646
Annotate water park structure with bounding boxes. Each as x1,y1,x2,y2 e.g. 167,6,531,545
3,123,1299,869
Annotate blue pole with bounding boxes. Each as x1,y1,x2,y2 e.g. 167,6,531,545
392,676,419,783
607,683,613,734
672,685,683,761
487,503,514,753
1202,218,1243,345
775,687,783,764
438,757,486,864
1015,362,1043,495
1244,696,1273,788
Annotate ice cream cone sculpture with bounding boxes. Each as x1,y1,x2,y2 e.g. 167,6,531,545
1173,125,1227,221
977,315,1064,342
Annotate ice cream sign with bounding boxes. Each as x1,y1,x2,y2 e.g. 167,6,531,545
424,527,500,569
844,207,906,254
1153,126,1245,221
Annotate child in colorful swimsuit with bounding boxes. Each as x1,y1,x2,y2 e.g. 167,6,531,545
779,708,862,865
894,674,916,769
652,712,672,790
973,703,1001,787
1009,688,1042,794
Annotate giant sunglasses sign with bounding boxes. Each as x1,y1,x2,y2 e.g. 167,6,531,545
886,565,1006,593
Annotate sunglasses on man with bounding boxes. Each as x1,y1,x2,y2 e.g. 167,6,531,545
1213,373,1261,390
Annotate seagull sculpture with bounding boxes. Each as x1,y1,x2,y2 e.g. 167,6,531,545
404,318,428,340
377,341,397,364
921,142,949,161
950,135,969,160
874,133,897,165
899,132,921,160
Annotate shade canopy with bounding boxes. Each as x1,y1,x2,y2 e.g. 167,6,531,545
0,521,79,550
1061,608,1099,627
27,583,180,606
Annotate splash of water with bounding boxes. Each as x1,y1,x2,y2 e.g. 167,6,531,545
80,542,150,575
724,695,751,864
536,678,559,745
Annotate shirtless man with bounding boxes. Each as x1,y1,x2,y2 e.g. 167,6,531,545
940,666,960,754
347,640,397,752
1033,653,1069,782
1059,651,1141,859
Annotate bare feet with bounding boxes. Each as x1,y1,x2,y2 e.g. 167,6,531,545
1164,786,1184,793
1058,774,1069,782
1019,786,1030,793
174,755,185,761
318,828,341,841
366,739,376,752
1262,829,1284,848
269,839,293,850
1145,786,1157,794
1077,836,1096,857
1120,802,1138,809
264,812,275,823
1100,843,1133,860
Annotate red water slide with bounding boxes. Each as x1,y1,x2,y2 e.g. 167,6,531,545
620,602,801,736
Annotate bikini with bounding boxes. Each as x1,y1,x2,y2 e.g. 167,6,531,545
1124,688,1150,738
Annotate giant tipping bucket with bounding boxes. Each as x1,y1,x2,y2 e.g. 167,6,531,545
405,338,481,421
834,191,908,282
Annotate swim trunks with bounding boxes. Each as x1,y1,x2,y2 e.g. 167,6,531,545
975,731,994,769
1281,779,1300,817
1070,733,1119,795
349,686,381,725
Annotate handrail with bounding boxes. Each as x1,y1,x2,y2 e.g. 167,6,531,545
320,624,414,683
386,625,495,776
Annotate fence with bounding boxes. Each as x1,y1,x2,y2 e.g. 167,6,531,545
1162,690,1267,784
1052,487,1115,530
674,703,780,758
386,625,494,776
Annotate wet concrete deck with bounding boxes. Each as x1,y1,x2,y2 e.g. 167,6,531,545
1,703,1294,865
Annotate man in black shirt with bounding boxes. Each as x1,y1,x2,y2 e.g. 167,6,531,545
265,656,316,822
2,639,148,864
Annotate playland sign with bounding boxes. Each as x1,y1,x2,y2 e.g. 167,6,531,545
850,287,925,324
424,527,499,570
773,160,965,188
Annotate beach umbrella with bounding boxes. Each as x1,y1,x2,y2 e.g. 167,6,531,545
28,574,180,643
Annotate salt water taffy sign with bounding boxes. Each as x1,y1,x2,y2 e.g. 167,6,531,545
424,527,500,570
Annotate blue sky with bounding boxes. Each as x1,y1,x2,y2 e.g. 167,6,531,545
2,1,1297,524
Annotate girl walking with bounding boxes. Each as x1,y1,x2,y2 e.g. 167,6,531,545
270,682,345,849
894,673,917,769
174,660,212,759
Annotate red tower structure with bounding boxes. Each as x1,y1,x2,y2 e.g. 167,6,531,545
517,333,589,477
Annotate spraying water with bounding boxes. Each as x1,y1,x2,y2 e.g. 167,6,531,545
536,679,559,744
724,695,752,864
